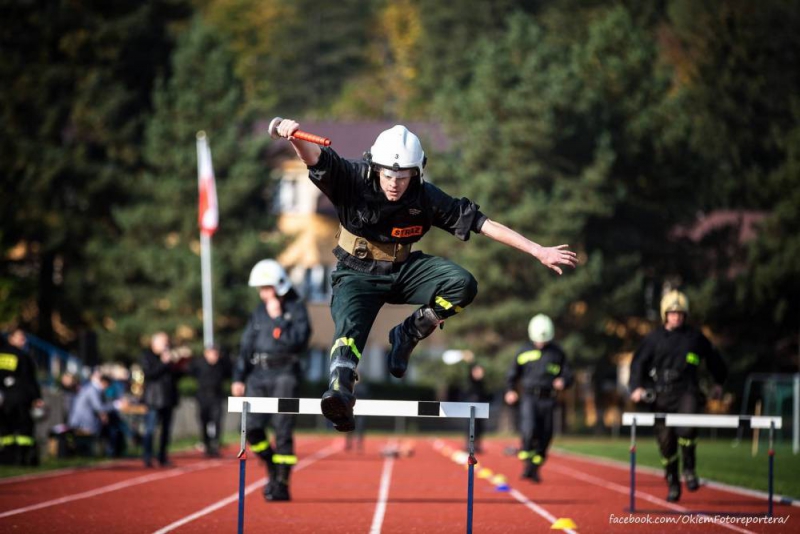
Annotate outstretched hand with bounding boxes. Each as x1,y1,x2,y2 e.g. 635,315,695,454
536,244,577,275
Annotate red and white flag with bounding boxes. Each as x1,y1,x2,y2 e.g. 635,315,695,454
196,131,218,236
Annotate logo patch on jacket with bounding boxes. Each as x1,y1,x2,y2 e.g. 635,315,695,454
408,208,421,215
391,226,423,238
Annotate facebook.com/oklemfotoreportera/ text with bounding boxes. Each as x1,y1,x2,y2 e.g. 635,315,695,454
609,513,791,527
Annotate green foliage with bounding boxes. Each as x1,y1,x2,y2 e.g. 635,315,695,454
430,7,682,363
0,0,192,338
84,17,280,359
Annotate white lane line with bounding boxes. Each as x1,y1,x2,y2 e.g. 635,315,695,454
0,460,222,519
508,488,577,534
552,448,800,507
549,463,755,534
152,442,342,534
368,447,396,534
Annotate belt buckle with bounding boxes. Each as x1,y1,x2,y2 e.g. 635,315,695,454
354,238,369,260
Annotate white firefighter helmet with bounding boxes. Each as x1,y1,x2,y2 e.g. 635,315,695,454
528,314,555,344
369,125,426,178
248,259,291,296
660,290,689,322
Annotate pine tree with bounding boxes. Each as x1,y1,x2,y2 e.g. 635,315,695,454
428,7,686,364
85,17,280,359
0,0,192,339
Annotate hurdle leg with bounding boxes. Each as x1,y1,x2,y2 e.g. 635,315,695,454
466,405,477,534
629,419,637,513
768,421,775,517
237,401,249,534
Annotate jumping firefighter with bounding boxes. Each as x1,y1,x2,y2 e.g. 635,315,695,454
629,290,727,502
232,260,311,502
504,314,573,482
273,118,578,432
0,328,44,466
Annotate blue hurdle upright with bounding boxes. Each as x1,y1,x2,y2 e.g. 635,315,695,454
229,397,490,534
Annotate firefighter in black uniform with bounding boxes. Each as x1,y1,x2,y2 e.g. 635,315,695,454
629,290,727,503
504,314,573,482
0,328,44,465
232,259,311,502
274,119,577,432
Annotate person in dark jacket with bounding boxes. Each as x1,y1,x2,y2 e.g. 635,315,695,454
629,290,727,503
273,118,577,433
232,259,311,502
190,345,231,457
505,314,573,482
140,332,185,468
0,328,44,466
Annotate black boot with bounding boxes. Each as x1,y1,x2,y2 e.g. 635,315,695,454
321,367,358,432
267,465,291,502
388,307,441,378
257,447,277,500
682,444,699,491
666,463,682,503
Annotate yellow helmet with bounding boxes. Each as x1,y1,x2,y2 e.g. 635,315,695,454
660,290,689,322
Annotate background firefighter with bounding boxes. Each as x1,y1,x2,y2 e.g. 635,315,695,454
0,328,44,466
232,259,311,502
274,118,578,433
505,314,573,483
629,289,728,503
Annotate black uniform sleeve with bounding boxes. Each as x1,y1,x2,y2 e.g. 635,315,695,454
505,349,523,391
273,299,312,354
233,319,256,383
307,147,361,206
699,334,727,385
629,334,656,391
558,348,574,388
425,183,486,241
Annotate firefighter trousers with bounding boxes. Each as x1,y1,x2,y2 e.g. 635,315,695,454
328,252,478,370
654,388,700,473
245,368,299,465
518,395,555,467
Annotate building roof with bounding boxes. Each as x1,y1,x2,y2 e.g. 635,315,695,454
259,120,452,160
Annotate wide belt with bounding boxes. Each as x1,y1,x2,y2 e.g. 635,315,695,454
337,226,412,263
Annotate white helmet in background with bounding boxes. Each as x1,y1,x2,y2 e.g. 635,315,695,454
248,259,291,296
528,314,555,344
369,125,426,178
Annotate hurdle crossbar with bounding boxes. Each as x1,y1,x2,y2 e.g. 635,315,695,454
229,397,490,534
228,397,490,419
622,412,782,516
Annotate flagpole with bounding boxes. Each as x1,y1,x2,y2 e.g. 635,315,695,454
196,131,218,349
200,230,214,348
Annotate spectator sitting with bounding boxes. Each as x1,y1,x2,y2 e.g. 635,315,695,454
68,371,125,456
59,373,79,424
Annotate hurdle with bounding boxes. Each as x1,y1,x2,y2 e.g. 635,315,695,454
229,397,490,534
622,412,783,516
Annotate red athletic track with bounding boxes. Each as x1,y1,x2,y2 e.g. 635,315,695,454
0,436,795,533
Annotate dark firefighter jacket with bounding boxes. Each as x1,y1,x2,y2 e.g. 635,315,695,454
506,342,574,393
0,342,41,406
308,147,488,248
629,325,727,391
233,291,311,383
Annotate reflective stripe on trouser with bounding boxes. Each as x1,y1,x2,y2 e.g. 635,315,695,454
272,454,297,465
517,450,544,465
329,253,478,372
